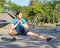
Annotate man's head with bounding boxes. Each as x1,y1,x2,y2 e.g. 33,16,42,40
15,11,22,19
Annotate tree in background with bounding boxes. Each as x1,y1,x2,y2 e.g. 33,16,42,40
28,0,44,25
28,0,58,24
0,0,6,12
0,0,6,8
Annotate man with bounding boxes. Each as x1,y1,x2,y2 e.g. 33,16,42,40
9,11,52,41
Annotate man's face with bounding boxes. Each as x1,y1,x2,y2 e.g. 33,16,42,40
17,13,22,19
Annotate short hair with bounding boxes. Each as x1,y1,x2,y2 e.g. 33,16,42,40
15,11,22,17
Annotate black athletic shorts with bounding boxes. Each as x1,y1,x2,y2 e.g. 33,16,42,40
15,29,29,35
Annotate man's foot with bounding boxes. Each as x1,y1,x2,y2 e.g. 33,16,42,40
46,38,52,41
11,38,16,42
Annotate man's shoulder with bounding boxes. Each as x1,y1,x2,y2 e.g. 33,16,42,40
11,18,17,22
21,18,27,23
21,18,26,20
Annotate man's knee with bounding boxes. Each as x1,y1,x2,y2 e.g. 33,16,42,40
27,32,34,35
9,29,17,35
9,30,14,34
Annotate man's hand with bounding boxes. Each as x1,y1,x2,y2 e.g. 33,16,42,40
18,19,22,24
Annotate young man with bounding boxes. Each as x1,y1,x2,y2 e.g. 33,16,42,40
9,11,52,41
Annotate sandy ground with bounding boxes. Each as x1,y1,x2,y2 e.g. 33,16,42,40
0,28,60,48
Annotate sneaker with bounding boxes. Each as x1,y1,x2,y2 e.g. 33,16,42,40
11,38,16,42
46,38,52,41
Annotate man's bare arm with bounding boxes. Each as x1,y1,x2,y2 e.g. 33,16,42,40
10,22,19,30
21,23,28,29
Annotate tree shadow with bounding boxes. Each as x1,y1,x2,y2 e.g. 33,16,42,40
1,37,11,42
47,38,58,48
4,44,22,48
0,34,3,36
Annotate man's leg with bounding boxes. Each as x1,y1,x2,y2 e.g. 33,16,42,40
26,32,52,41
9,29,17,41
26,32,46,39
